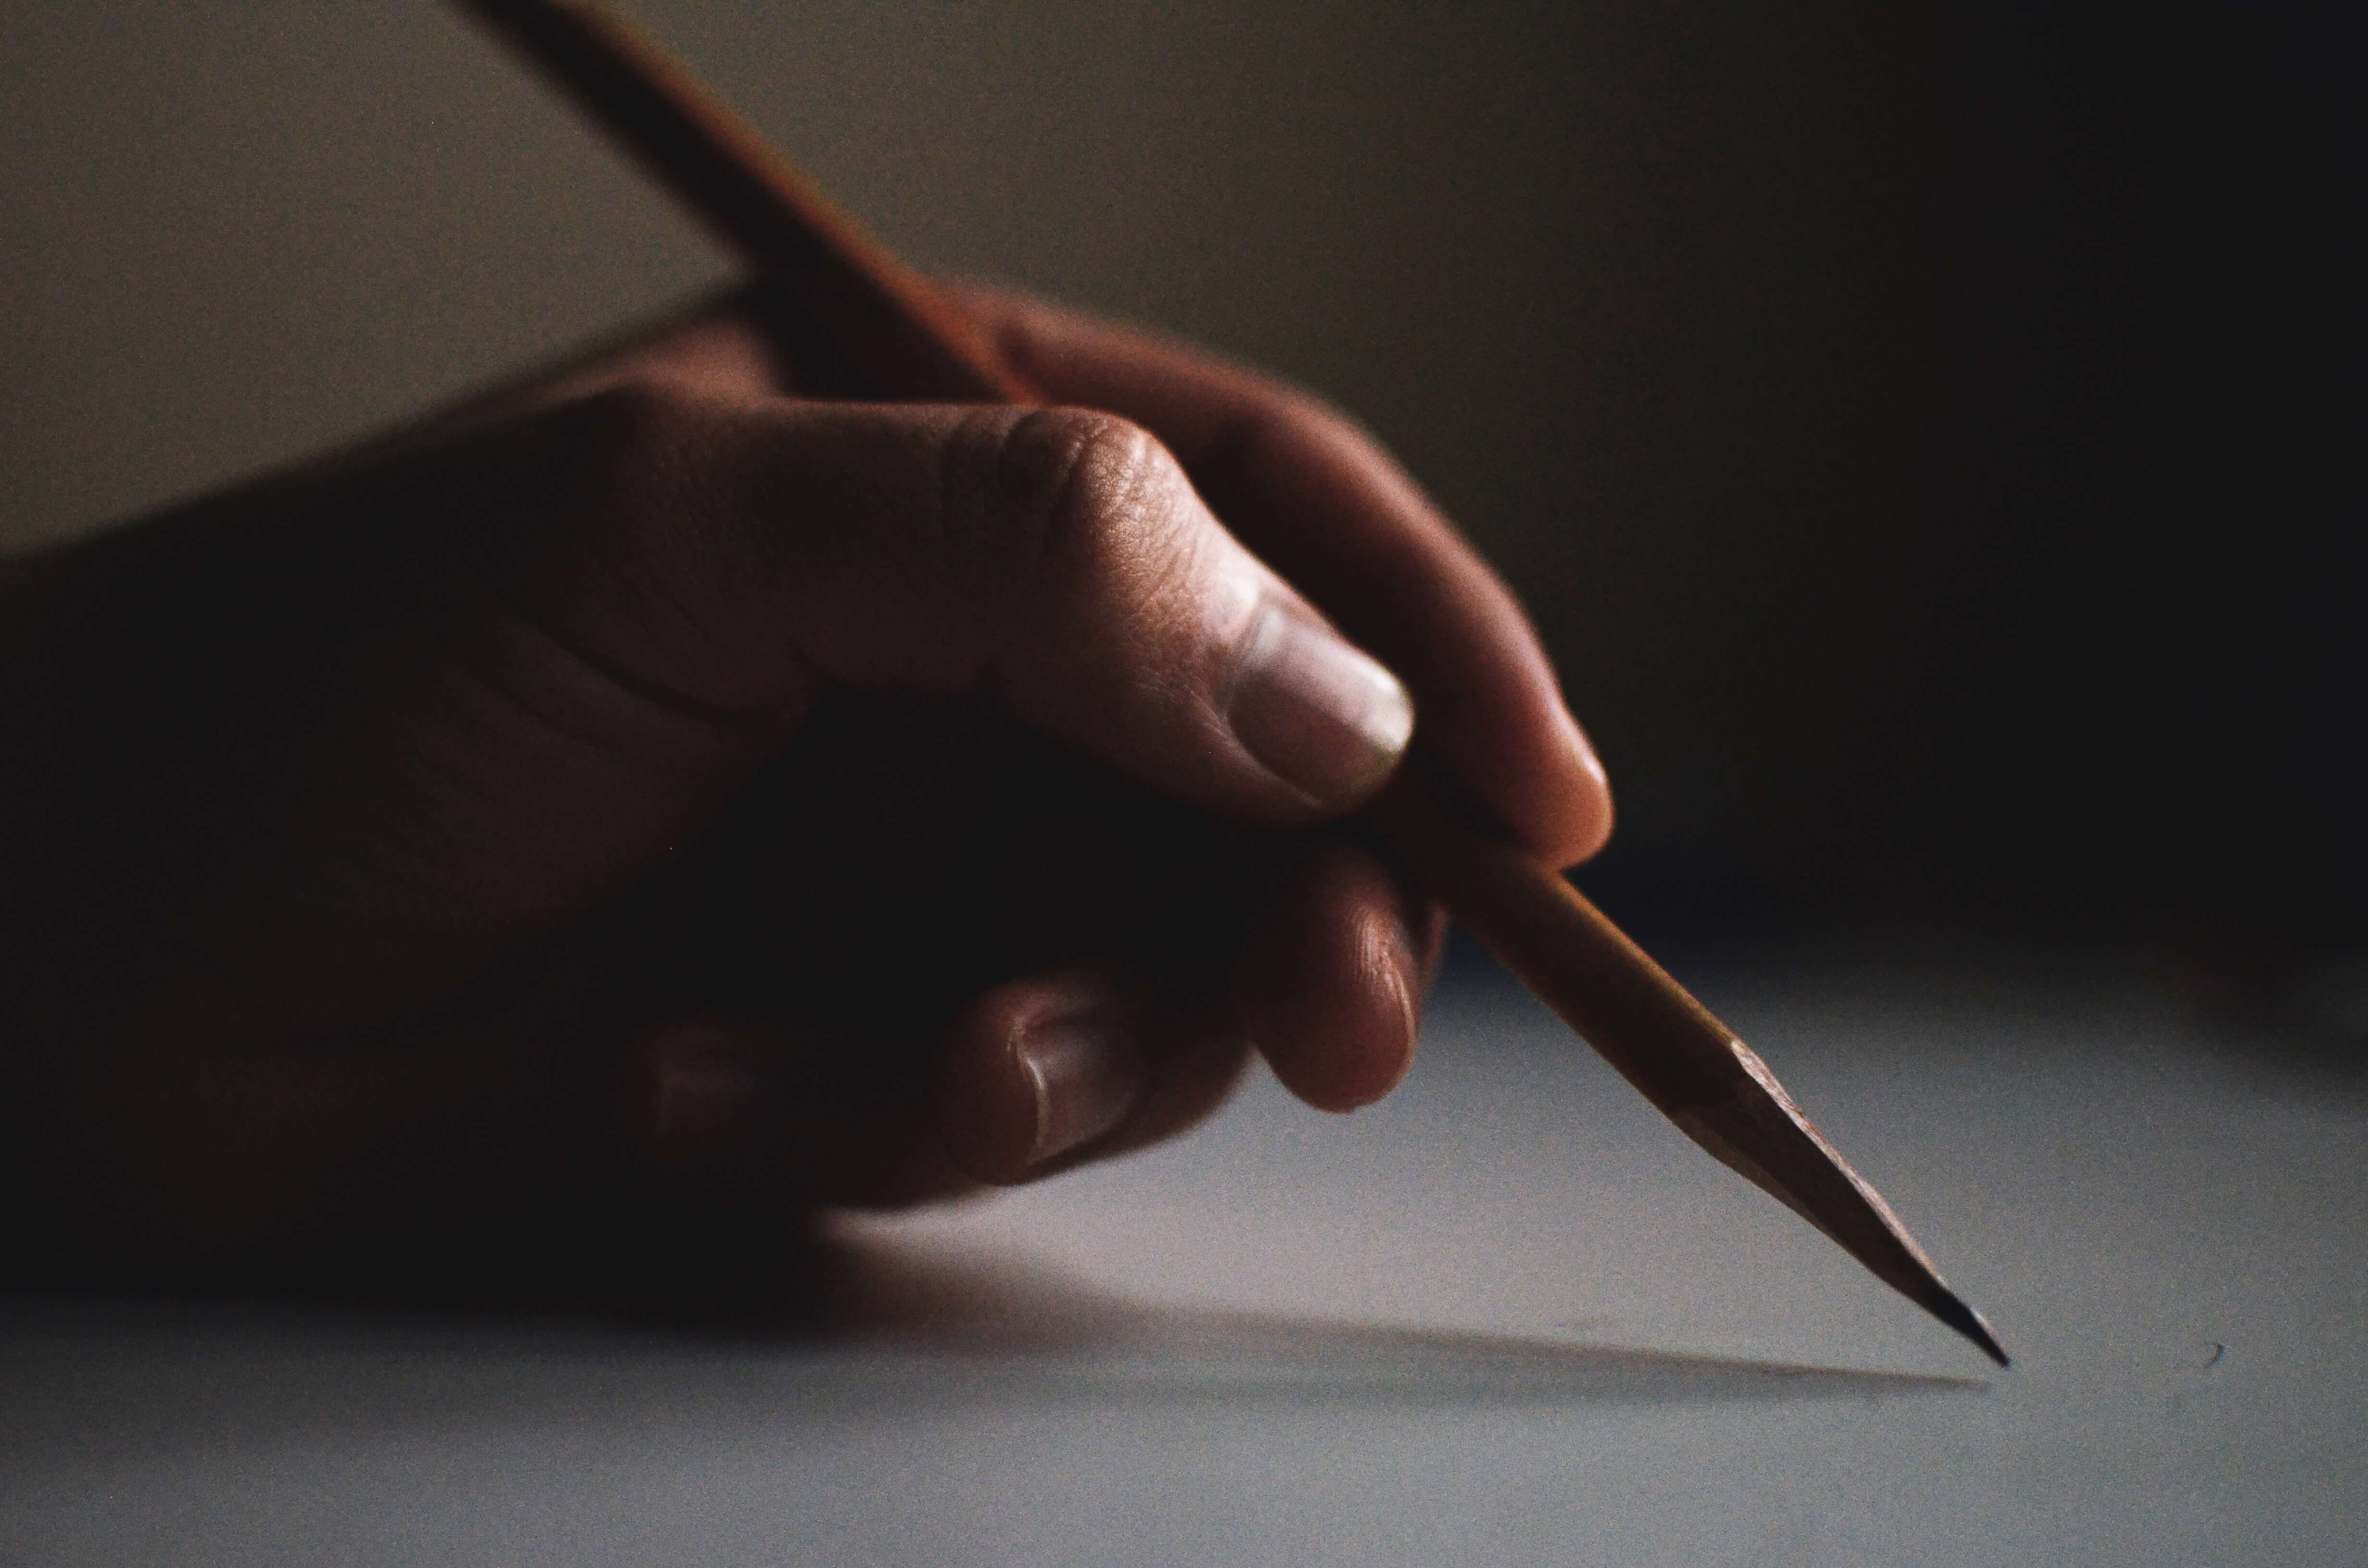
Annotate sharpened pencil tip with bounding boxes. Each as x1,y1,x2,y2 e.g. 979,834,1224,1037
1924,1286,2010,1368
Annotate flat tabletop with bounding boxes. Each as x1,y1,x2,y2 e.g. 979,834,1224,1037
5,950,2362,1565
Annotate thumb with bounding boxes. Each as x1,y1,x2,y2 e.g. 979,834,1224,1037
532,385,1416,820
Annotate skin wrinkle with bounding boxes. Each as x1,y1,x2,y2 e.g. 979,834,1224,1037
968,298,1442,806
727,404,1089,698
972,293,1403,629
380,640,723,929
725,405,911,691
465,614,756,772
326,633,653,913
974,291,1332,490
976,303,1500,707
979,408,1154,688
507,528,807,735
560,384,822,717
929,404,1077,689
1115,497,1236,734
1011,415,1278,782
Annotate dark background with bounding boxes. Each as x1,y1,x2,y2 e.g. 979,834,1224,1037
3,1,2357,950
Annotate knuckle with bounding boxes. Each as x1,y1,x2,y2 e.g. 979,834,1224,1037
971,407,1185,605
991,407,1161,546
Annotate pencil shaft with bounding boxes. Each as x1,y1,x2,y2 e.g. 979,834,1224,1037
458,0,2007,1368
458,0,1024,404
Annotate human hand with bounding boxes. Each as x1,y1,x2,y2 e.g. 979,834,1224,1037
0,283,1608,1287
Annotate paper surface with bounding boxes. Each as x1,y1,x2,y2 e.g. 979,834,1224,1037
5,952,2362,1565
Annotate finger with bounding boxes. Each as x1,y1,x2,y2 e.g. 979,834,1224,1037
516,387,1417,826
627,1017,972,1211
1234,835,1439,1113
627,972,1251,1204
932,971,1253,1186
948,284,1611,868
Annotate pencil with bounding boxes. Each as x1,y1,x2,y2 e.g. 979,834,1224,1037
456,0,2010,1368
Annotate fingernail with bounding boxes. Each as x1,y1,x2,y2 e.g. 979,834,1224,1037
648,1028,763,1156
1228,602,1416,808
1377,924,1420,1060
1015,1006,1146,1167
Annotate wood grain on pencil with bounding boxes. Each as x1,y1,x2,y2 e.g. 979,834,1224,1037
456,0,2010,1368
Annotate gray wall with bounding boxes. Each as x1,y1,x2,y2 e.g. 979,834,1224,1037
4,2,2354,937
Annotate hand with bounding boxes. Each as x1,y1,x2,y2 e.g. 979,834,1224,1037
0,282,1608,1289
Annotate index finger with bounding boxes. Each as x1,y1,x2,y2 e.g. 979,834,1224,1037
948,285,1612,868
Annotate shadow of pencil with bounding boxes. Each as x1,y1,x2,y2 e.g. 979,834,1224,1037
796,1233,1985,1408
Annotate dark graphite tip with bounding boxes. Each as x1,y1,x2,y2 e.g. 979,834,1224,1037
1925,1286,2011,1368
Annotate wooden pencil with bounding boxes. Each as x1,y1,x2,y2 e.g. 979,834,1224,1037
455,0,2009,1367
